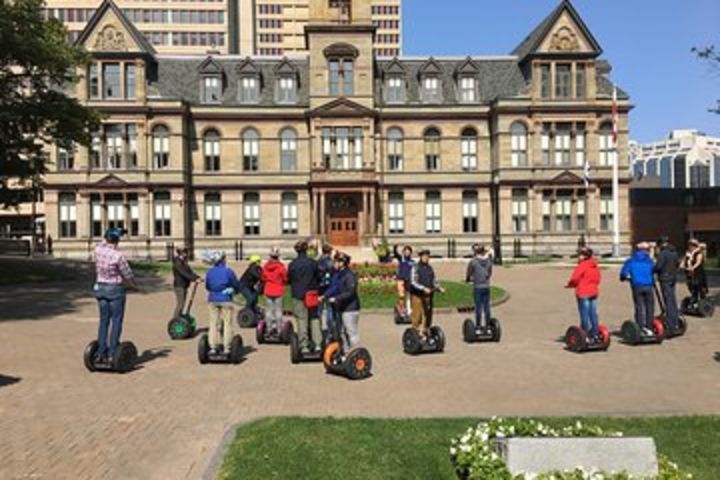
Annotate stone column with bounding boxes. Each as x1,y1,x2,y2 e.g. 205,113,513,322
368,190,376,235
319,191,326,236
140,192,150,237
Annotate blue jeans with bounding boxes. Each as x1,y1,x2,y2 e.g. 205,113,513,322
239,286,258,315
95,284,127,357
632,286,655,329
576,296,599,338
473,287,491,328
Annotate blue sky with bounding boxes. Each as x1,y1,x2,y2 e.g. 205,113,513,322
402,0,720,143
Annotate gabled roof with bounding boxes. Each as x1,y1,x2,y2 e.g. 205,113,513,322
511,0,602,61
383,57,406,75
74,0,156,56
308,97,377,118
198,56,224,74
236,57,260,75
418,57,443,76
274,57,298,75
456,57,480,76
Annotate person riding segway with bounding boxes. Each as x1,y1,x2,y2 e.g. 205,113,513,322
317,244,336,339
84,228,139,373
681,238,715,318
257,247,293,345
403,249,447,355
564,247,610,353
463,244,501,343
393,245,414,325
168,247,202,340
620,242,665,345
236,255,264,328
321,253,372,380
653,236,683,334
198,251,244,364
288,241,323,363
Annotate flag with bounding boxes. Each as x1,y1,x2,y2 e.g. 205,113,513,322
611,87,619,147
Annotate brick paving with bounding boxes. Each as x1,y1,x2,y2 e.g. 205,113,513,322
0,263,718,479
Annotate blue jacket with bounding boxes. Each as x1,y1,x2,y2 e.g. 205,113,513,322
205,261,238,303
620,251,654,288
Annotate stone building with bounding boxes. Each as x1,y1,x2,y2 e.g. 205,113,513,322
43,0,631,259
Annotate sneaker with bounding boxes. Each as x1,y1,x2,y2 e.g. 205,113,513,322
642,328,654,337
209,348,218,356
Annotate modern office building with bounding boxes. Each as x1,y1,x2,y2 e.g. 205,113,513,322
43,0,632,259
41,0,401,56
630,129,720,189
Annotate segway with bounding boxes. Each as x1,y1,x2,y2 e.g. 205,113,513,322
84,340,138,373
237,304,264,329
256,317,294,345
463,317,502,343
167,282,199,340
654,282,688,340
564,324,611,353
681,295,715,318
197,316,244,364
403,325,446,355
322,309,372,380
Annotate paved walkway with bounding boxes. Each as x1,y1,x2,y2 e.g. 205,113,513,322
0,263,718,479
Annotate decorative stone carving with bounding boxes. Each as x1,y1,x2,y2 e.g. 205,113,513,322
549,26,580,52
94,25,127,51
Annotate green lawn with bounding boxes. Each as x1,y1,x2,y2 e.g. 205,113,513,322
234,282,506,310
218,417,720,480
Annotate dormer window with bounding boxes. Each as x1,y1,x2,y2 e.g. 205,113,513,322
202,76,221,104
555,63,572,99
459,76,477,103
385,75,405,103
421,76,441,103
276,76,297,104
102,63,121,99
239,76,260,103
329,58,353,96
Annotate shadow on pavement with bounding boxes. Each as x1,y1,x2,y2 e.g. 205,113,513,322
0,374,21,388
0,258,167,322
136,348,173,366
714,352,720,363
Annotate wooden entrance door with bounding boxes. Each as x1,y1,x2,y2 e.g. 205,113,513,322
327,193,360,246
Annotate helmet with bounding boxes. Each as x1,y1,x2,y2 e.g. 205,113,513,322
333,252,351,266
203,250,226,265
104,228,126,243
249,255,262,264
269,247,281,258
294,240,308,253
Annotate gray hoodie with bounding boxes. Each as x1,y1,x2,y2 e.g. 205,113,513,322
466,255,493,289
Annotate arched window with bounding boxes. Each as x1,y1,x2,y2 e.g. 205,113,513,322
203,129,221,172
424,127,441,171
510,122,528,167
387,127,403,171
152,125,170,169
461,127,478,170
280,128,297,171
242,128,259,171
599,123,614,166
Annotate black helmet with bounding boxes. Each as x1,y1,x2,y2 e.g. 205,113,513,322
334,252,351,266
294,240,308,253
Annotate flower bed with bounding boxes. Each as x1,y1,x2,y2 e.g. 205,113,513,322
450,418,692,480
352,263,397,282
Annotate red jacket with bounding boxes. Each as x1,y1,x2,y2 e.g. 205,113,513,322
262,260,287,298
566,258,601,298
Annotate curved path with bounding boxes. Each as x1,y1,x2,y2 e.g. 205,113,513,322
0,263,718,479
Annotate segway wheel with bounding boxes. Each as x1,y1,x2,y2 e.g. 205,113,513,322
621,321,641,345
237,308,257,329
462,319,476,343
83,341,99,372
198,334,210,364
279,321,293,345
402,328,421,355
322,341,342,373
565,326,587,352
256,320,266,345
230,335,244,364
676,316,688,336
489,318,502,343
699,299,715,318
680,297,692,315
345,348,372,380
598,324,611,350
168,318,191,340
289,332,301,364
652,319,665,343
113,342,138,373
430,326,446,353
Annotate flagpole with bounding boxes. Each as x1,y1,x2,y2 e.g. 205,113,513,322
611,87,621,258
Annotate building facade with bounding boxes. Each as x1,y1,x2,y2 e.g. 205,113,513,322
44,0,632,259
630,129,720,189
42,0,401,57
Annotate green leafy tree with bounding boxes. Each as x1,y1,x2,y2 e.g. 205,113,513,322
693,45,720,114
0,0,100,207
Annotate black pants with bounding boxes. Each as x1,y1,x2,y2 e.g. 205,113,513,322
632,286,655,329
173,287,188,319
659,281,679,330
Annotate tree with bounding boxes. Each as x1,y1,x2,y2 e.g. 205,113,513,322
693,45,720,114
0,0,100,207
